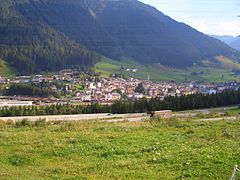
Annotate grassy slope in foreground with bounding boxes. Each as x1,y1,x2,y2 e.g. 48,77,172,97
95,56,240,82
0,58,16,77
0,119,239,179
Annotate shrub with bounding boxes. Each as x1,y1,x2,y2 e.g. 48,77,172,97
224,111,236,117
195,113,205,118
222,128,233,138
150,117,180,127
8,155,30,166
6,119,15,125
0,119,6,127
185,129,195,135
34,118,47,127
14,118,30,128
59,122,77,132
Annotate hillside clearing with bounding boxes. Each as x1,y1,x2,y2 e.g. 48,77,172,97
95,56,240,82
0,59,16,77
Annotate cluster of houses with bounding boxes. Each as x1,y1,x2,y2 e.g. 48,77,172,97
77,78,240,102
0,69,240,104
75,78,195,102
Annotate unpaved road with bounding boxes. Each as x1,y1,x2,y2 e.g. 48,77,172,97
196,116,237,122
0,106,238,123
174,106,237,118
0,113,149,122
102,116,150,123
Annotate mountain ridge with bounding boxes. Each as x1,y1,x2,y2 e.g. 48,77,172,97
93,0,240,67
211,35,240,51
0,0,239,75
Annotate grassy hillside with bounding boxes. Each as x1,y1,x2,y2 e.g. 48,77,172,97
0,119,239,179
216,56,240,69
0,59,16,77
95,57,240,82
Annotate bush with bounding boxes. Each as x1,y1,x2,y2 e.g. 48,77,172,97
14,118,30,128
222,128,233,138
196,112,221,119
0,119,6,127
59,122,77,132
224,111,236,117
195,113,205,118
6,119,15,125
34,118,47,127
8,154,30,166
150,117,180,127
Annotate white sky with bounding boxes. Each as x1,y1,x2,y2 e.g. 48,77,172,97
139,0,240,36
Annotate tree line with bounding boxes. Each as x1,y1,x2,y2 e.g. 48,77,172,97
2,84,59,98
0,90,240,117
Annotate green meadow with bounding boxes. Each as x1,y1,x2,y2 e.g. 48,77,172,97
95,56,240,82
0,59,16,77
0,118,239,179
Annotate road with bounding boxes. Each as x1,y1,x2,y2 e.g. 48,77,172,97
174,106,238,117
0,105,238,123
0,113,149,122
196,116,237,122
102,116,150,123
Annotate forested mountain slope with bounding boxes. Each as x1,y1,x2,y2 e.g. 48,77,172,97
0,0,99,74
0,0,239,74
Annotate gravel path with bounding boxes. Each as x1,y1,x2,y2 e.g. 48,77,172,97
0,113,148,122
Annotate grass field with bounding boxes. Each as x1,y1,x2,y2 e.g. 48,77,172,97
0,118,239,179
224,107,240,115
0,59,16,77
95,56,240,82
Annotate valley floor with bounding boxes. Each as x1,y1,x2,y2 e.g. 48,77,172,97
0,117,239,179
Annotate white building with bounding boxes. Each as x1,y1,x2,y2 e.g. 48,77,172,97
0,101,33,107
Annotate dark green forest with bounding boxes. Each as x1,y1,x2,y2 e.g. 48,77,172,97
0,0,239,74
0,0,99,74
3,84,58,97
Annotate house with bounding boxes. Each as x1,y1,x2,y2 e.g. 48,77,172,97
104,93,121,101
207,89,217,94
32,75,44,83
112,92,121,101
0,101,33,107
134,93,144,99
105,93,113,101
0,77,6,84
82,95,92,102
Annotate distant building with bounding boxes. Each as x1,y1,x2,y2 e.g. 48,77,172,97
207,89,217,94
134,93,144,99
0,101,33,107
112,93,121,101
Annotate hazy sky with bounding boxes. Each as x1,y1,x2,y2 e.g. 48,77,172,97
139,0,240,36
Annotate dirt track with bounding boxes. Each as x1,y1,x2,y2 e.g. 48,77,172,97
0,113,149,122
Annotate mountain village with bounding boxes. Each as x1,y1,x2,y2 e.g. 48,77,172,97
0,69,239,107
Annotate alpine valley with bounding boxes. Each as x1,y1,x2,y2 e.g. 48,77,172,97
1,0,240,81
